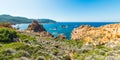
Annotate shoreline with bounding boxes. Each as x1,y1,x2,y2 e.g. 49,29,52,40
12,22,119,39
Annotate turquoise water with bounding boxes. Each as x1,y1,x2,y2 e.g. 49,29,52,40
13,22,118,39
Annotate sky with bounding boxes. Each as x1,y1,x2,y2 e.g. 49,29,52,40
0,0,120,22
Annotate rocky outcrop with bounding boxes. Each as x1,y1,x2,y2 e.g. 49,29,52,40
27,20,53,37
0,23,12,28
27,20,46,32
71,24,120,45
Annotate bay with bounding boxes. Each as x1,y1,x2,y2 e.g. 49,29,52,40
12,22,119,39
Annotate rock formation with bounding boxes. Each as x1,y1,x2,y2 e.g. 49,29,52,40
27,20,53,37
71,24,120,45
0,23,12,28
27,20,46,32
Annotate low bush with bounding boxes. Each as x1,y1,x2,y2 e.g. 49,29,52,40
0,28,17,43
0,42,29,51
17,33,36,42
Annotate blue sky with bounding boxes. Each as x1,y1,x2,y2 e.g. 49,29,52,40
0,0,120,22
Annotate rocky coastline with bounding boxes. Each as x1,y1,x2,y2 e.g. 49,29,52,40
1,22,120,60
26,20,66,39
71,23,120,45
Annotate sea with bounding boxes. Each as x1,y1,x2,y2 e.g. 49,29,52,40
12,22,119,39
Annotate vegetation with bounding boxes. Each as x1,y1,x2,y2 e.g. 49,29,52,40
0,15,31,23
17,33,36,42
0,27,120,60
0,14,56,24
0,28,17,43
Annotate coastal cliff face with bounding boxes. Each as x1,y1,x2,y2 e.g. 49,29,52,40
71,24,120,45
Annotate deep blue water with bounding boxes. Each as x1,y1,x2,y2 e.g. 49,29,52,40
12,22,119,39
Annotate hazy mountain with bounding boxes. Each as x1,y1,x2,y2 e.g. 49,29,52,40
37,19,56,23
0,15,56,24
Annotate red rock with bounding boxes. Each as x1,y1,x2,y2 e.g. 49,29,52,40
27,20,46,32
27,20,53,37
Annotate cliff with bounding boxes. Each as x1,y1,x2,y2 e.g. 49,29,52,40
71,23,120,45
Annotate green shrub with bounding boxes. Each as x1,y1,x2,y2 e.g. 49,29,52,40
0,28,17,43
0,42,29,60
14,50,30,58
17,33,36,42
0,42,29,51
67,40,84,48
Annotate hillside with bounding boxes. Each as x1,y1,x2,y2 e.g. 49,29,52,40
37,19,56,23
0,15,56,24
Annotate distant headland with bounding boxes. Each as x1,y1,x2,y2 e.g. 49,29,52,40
0,14,56,24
